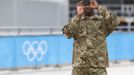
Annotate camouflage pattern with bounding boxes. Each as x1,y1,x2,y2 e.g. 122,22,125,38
62,5,120,68
72,67,107,75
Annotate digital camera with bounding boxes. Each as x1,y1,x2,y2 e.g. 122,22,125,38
82,0,91,6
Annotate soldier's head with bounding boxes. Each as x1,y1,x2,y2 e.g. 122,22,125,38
77,0,94,16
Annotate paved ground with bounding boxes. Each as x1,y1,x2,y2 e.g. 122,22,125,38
0,62,134,75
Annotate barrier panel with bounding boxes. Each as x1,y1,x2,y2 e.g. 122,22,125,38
0,37,14,69
0,36,73,69
107,32,134,60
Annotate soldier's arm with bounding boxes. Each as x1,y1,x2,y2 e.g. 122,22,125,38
62,15,81,39
97,5,120,35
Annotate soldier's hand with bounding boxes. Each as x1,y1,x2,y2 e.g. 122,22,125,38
89,0,99,9
76,2,84,16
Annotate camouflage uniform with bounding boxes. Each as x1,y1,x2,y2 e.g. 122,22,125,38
72,67,107,75
62,5,119,75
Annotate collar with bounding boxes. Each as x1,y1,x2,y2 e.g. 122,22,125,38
81,15,102,20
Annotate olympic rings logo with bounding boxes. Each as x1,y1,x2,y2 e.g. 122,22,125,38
23,41,48,62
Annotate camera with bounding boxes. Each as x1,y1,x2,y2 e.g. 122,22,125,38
82,0,91,6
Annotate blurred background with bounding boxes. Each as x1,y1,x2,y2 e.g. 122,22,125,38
0,0,134,75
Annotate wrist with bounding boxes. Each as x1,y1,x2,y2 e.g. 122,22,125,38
76,14,82,17
77,10,83,16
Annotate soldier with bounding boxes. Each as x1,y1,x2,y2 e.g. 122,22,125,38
62,0,120,75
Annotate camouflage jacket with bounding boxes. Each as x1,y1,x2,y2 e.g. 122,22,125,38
62,5,120,68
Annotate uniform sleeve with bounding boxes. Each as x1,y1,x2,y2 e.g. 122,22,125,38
62,15,80,39
97,5,120,36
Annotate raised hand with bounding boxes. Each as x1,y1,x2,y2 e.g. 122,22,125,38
89,0,99,9
76,1,84,16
